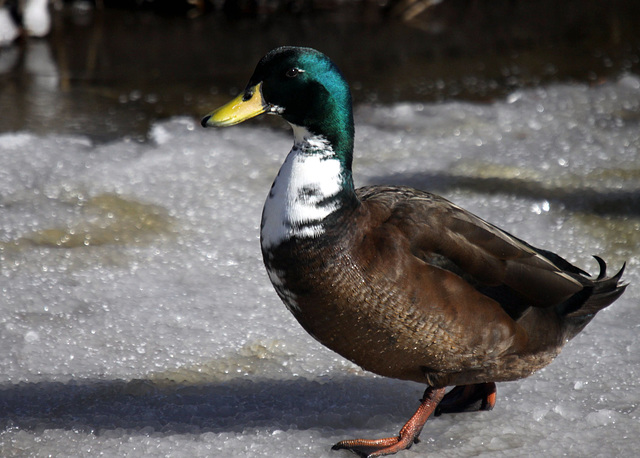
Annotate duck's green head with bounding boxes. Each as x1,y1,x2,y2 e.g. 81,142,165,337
202,46,354,160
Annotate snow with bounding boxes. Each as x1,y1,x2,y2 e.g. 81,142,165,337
1,76,639,457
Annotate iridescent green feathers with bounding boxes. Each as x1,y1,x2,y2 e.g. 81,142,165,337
248,47,355,170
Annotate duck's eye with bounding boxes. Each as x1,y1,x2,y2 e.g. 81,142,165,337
286,68,303,78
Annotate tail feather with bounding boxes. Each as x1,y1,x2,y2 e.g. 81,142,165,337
565,260,626,318
593,255,607,280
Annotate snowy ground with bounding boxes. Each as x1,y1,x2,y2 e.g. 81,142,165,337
1,76,639,457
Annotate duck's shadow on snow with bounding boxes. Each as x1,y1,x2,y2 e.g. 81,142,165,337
0,374,426,436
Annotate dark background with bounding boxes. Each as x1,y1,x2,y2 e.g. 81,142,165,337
1,0,639,141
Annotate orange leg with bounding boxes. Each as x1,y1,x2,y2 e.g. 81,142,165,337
332,386,447,458
435,382,497,416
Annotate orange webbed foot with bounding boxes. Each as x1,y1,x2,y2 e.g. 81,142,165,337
332,387,446,457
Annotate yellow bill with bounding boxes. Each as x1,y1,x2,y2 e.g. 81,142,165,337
201,82,267,127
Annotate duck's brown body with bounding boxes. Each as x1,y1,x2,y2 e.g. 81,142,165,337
263,185,625,389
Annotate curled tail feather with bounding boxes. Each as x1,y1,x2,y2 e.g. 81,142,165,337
565,257,627,318
560,257,627,339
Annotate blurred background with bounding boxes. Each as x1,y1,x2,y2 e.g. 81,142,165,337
1,0,640,141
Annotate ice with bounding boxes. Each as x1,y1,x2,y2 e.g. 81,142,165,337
1,77,639,457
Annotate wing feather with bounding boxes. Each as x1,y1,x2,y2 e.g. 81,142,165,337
357,186,585,309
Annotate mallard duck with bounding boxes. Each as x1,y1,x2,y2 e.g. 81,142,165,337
23,0,50,38
201,46,627,457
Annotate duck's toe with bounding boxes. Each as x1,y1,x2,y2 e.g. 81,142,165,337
332,387,446,457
